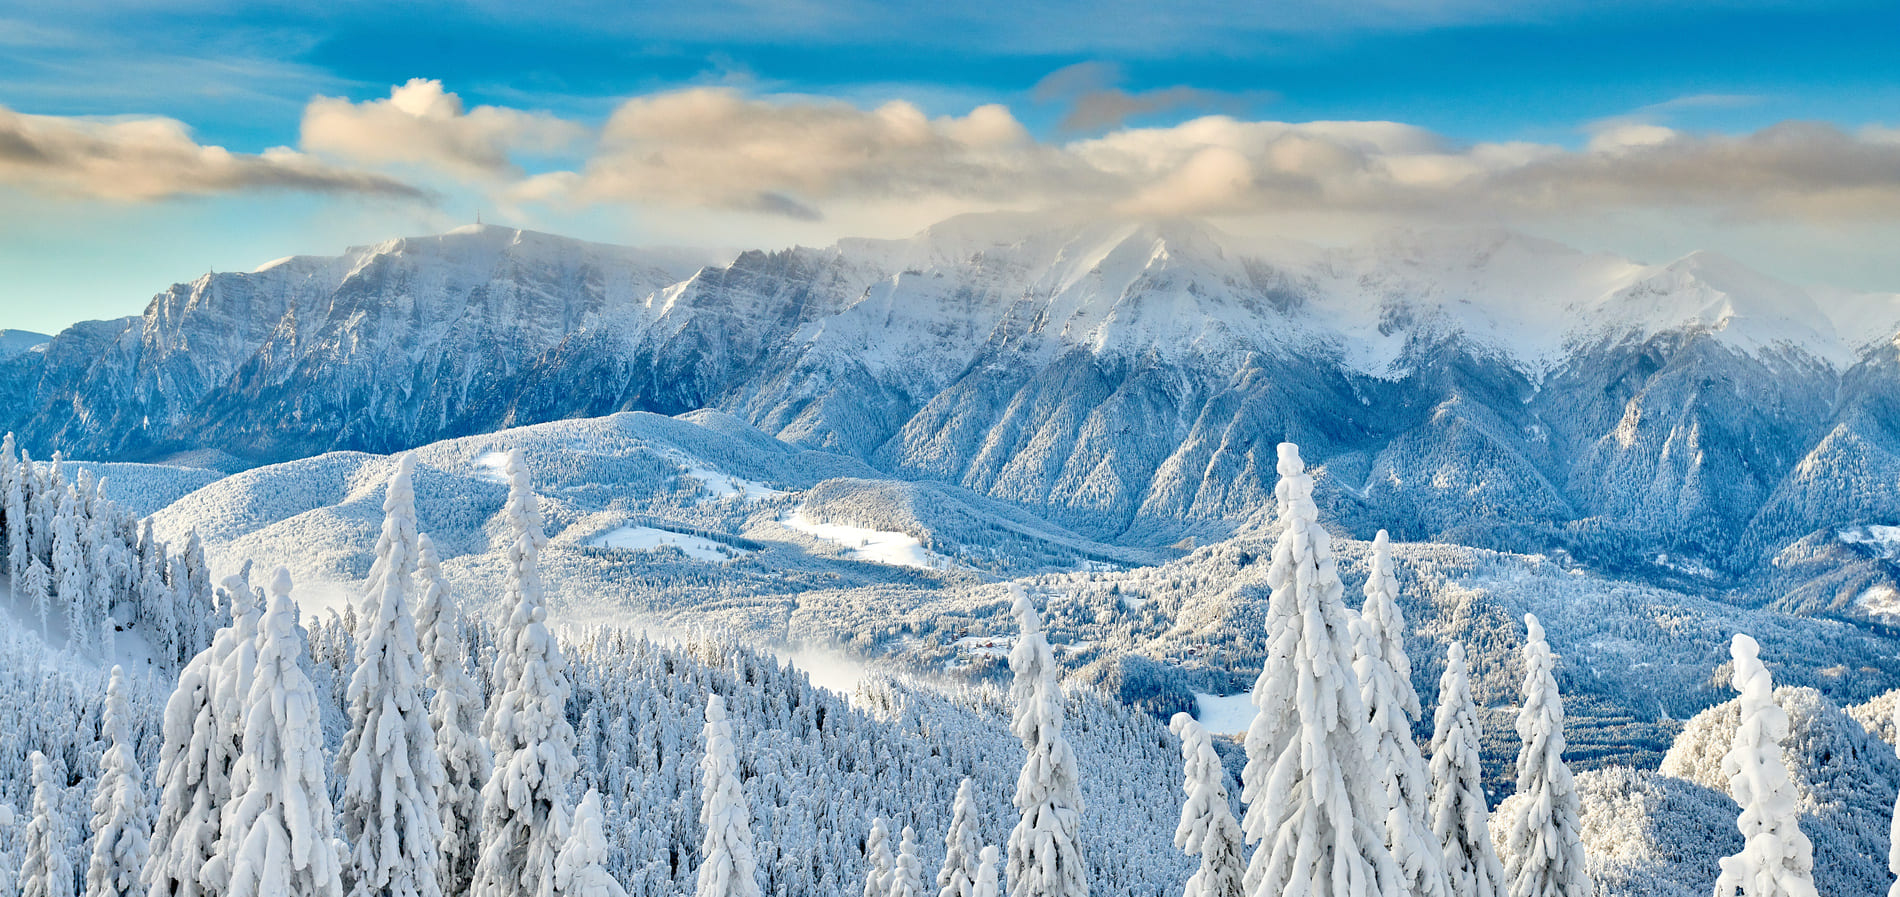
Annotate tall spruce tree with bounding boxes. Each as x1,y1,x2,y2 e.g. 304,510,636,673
1170,713,1244,897
208,568,343,897
1498,615,1590,897
891,828,924,897
1713,634,1819,897
865,819,895,897
23,751,74,897
695,694,760,897
415,532,489,895
1240,444,1400,897
337,455,445,897
472,449,578,897
1429,644,1506,897
1005,585,1087,897
937,780,983,897
1355,530,1449,897
87,667,153,897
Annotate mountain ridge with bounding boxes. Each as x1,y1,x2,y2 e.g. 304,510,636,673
9,215,1900,602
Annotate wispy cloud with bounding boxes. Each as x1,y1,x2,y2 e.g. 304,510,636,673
1030,62,1270,133
0,105,426,201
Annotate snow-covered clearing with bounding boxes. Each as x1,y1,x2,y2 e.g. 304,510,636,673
676,458,786,503
589,525,744,563
784,507,960,571
474,450,511,484
1192,692,1257,736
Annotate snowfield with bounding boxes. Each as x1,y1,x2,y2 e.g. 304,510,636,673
783,506,962,571
1190,692,1256,736
588,525,744,563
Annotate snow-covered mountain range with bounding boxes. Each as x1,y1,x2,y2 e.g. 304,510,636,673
9,213,1900,601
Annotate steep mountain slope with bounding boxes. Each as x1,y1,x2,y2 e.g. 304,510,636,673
14,215,1900,597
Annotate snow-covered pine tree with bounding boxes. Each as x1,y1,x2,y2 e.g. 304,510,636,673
554,790,626,897
6,436,28,600
1890,702,1899,897
143,575,261,897
1355,530,1449,897
973,847,999,897
1169,713,1243,897
1713,634,1819,897
1239,443,1399,897
696,694,760,897
84,513,117,657
56,487,91,655
1006,585,1087,897
140,535,179,674
87,667,153,897
414,532,490,896
337,455,444,897
1498,614,1590,897
26,552,52,640
0,431,16,579
208,568,343,897
892,827,925,897
1428,644,1506,897
865,819,895,897
473,450,578,897
23,750,74,897
937,779,983,897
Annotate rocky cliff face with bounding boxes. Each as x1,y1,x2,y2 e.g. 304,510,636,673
11,213,1900,583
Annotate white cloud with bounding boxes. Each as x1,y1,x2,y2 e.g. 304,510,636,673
519,87,1099,219
0,104,424,201
506,91,1900,224
300,79,585,179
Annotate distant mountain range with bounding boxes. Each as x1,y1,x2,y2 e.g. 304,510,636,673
11,214,1900,610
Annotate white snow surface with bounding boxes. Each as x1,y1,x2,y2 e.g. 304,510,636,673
783,507,959,571
588,526,742,563
1190,692,1256,737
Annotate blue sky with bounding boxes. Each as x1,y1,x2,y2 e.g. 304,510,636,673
2,0,1899,332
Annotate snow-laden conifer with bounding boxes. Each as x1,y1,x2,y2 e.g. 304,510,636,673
26,552,52,640
1169,713,1243,897
1428,644,1506,897
6,436,29,602
208,568,343,897
891,827,925,897
1170,714,1246,897
87,667,153,897
337,455,444,897
1239,443,1399,897
473,450,577,897
1890,701,1900,897
553,790,626,897
1713,634,1819,897
56,487,91,655
937,779,983,897
23,750,74,897
1006,585,1087,897
865,819,895,897
1355,530,1449,897
696,694,760,897
1499,614,1589,897
972,847,999,897
143,576,260,897
415,532,489,895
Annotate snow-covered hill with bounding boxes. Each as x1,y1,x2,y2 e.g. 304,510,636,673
141,409,1900,798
